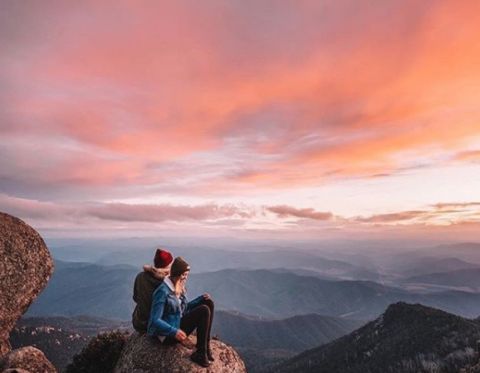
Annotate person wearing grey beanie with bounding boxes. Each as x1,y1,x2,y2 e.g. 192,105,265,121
170,256,190,277
147,256,215,367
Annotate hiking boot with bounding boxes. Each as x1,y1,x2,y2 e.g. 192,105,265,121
191,350,210,367
207,348,215,361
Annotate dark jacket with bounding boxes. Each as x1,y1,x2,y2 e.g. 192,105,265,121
132,269,165,333
147,278,203,337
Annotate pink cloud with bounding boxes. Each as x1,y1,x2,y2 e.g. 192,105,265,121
1,0,480,215
353,203,480,225
0,194,77,220
0,194,254,224
1,193,480,239
354,210,428,223
266,205,333,221
86,203,253,222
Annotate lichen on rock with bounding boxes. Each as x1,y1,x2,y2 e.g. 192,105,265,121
0,346,56,373
0,212,54,357
0,212,56,373
114,332,247,373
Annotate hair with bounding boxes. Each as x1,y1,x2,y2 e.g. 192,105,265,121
169,273,188,297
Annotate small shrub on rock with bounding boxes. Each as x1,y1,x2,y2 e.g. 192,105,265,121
65,330,129,373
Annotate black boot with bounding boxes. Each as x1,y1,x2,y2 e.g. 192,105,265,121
207,347,215,361
191,350,210,367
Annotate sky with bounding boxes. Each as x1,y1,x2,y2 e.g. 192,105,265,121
1,0,480,240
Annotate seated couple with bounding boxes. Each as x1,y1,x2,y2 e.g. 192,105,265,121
131,248,215,368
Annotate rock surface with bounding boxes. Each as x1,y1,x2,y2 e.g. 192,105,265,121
461,361,480,373
0,346,56,373
114,332,247,373
0,212,54,356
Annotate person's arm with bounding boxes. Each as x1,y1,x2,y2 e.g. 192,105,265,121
149,289,178,337
132,274,139,302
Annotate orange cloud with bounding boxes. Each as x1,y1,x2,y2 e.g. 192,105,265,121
1,0,480,201
453,150,480,163
432,202,480,210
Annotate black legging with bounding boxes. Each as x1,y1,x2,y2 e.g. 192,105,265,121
165,298,214,353
181,298,214,352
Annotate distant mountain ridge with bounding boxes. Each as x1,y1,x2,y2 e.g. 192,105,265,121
214,310,363,352
403,268,480,292
187,268,480,319
270,302,480,373
94,246,383,281
215,310,363,372
27,261,480,321
394,257,480,277
27,260,137,319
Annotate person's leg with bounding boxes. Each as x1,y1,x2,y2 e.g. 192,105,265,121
197,298,215,360
181,299,215,361
180,304,211,353
180,305,211,367
201,298,214,342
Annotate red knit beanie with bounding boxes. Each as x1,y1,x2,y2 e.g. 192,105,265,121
154,248,173,268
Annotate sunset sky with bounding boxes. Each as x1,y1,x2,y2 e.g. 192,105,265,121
1,0,480,240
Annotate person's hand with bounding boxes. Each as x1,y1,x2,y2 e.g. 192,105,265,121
175,329,187,342
181,336,195,349
203,293,211,300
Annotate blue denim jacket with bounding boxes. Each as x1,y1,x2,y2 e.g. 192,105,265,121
147,279,203,337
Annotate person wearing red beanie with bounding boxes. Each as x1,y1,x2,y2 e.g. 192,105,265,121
132,248,174,333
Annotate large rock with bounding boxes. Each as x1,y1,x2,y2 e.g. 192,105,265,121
0,346,56,373
0,212,54,356
114,333,247,373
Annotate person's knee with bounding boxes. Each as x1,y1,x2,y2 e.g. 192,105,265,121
204,298,214,308
198,304,210,317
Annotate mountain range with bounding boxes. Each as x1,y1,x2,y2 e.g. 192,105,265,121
16,303,480,373
214,310,363,371
269,302,480,373
27,260,480,321
402,268,480,292
12,311,361,372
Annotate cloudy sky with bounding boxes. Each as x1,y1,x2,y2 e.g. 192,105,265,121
1,0,480,239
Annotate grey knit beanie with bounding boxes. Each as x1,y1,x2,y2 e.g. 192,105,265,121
170,256,190,277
